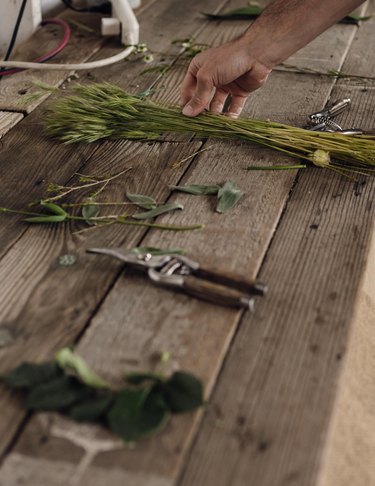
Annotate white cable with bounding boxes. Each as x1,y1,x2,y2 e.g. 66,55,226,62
0,45,135,71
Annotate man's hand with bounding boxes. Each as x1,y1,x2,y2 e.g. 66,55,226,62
180,39,272,118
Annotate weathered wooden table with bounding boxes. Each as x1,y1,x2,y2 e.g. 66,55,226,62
0,1,374,485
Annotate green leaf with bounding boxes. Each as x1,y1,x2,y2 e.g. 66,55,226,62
126,192,157,210
216,181,244,213
131,247,186,256
70,394,114,422
132,203,184,220
107,388,170,442
24,214,67,223
40,201,68,217
341,14,372,24
162,371,204,413
3,362,63,389
125,372,164,385
27,376,91,411
170,184,220,196
82,199,100,225
55,348,110,389
203,6,263,20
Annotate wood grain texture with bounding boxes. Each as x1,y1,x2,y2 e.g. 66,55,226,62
0,112,23,138
179,6,375,482
0,1,372,485
0,0,235,462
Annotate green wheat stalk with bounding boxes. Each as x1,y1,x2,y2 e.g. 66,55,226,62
46,83,375,177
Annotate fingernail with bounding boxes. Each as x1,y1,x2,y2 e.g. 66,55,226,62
182,104,194,116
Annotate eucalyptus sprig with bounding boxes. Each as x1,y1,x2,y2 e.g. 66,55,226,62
0,201,204,232
46,83,375,177
3,348,204,443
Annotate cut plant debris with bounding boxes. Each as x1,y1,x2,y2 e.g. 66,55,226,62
2,348,204,443
46,84,375,177
203,6,372,25
170,181,245,213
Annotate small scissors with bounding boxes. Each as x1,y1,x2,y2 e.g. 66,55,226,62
306,98,369,135
87,248,267,310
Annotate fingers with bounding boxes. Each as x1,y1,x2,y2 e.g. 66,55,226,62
180,71,196,108
226,94,247,118
209,88,229,114
181,71,214,117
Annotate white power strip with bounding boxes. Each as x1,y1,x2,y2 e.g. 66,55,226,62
0,0,42,56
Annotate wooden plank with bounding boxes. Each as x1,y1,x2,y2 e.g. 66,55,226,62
0,0,365,484
179,8,375,485
0,112,23,138
317,232,375,486
0,11,106,113
0,6,363,486
0,0,239,460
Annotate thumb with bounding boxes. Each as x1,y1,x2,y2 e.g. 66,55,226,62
182,71,213,117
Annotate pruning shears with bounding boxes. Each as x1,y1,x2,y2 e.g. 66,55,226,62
87,248,267,310
306,98,374,135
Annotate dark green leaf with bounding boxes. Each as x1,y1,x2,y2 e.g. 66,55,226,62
126,192,157,210
55,348,110,389
341,14,372,24
40,201,68,217
216,181,244,213
107,388,169,442
24,214,67,223
162,371,204,413
27,376,91,411
170,184,220,196
3,362,63,389
125,372,164,385
131,247,186,256
132,203,184,220
203,6,263,20
70,394,114,422
82,199,100,225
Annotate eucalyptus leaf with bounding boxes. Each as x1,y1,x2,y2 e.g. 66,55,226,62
82,199,100,225
24,214,67,223
162,371,204,413
170,184,220,196
125,372,165,385
40,201,68,217
55,348,110,389
131,247,186,256
216,181,244,213
126,192,157,210
107,388,169,442
3,362,63,389
132,203,184,220
27,376,91,411
70,394,114,422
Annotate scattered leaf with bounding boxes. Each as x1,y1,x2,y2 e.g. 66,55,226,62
162,371,204,413
107,388,169,442
170,184,220,195
24,214,67,223
216,181,244,213
125,372,164,385
126,192,157,210
55,348,110,389
27,376,91,411
82,198,100,225
3,362,62,389
41,201,68,217
70,394,114,422
58,254,77,266
132,203,184,220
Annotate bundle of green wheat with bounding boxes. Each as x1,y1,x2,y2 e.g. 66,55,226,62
46,83,375,177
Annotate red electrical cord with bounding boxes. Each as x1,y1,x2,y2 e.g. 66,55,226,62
0,18,71,77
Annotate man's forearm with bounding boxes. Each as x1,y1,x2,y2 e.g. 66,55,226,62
241,0,365,67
